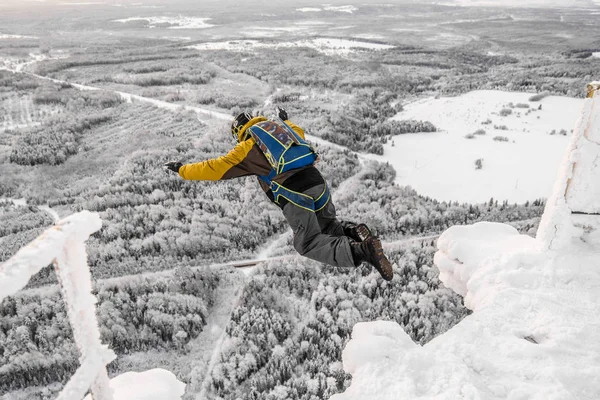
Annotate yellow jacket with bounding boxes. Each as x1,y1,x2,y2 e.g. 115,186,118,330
178,117,307,182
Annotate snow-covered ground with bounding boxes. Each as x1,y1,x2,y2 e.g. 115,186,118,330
189,38,394,56
384,90,584,204
114,16,215,29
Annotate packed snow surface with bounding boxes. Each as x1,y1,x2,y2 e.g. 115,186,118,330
114,16,215,29
333,221,600,400
189,38,393,56
82,369,185,400
385,90,584,204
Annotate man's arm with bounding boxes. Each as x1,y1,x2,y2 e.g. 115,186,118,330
178,139,255,181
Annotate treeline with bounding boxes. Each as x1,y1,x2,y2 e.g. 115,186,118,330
111,68,216,87
205,239,469,399
9,85,123,166
0,265,219,394
33,48,200,76
0,202,54,264
10,111,114,166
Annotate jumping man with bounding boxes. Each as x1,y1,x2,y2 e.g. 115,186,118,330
164,108,393,280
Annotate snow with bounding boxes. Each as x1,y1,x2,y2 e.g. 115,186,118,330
296,7,322,12
0,33,38,39
114,16,215,29
536,83,600,250
593,52,600,58
82,369,185,400
383,90,584,204
189,38,394,56
333,220,600,399
296,5,358,13
333,88,600,400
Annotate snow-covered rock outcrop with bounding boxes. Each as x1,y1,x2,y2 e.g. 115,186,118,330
83,369,185,400
332,84,600,399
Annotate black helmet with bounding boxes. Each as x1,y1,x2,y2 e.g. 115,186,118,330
231,111,253,142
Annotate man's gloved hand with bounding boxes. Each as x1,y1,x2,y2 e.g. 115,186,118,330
276,106,288,121
164,161,183,174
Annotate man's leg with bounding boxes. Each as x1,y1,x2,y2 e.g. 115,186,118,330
316,199,346,236
282,186,355,268
317,197,372,241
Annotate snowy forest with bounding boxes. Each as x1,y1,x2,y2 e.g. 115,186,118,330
1,0,598,399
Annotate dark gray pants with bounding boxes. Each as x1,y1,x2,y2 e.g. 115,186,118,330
282,184,355,268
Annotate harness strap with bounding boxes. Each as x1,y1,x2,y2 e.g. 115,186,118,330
271,182,331,212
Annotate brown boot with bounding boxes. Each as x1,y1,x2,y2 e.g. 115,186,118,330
351,236,394,281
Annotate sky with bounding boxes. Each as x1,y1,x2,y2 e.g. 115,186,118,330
4,0,599,7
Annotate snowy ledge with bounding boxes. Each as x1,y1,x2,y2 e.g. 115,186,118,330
332,222,600,399
82,369,185,400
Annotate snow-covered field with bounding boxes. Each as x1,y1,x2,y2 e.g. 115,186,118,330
189,38,393,56
114,16,215,29
384,90,584,204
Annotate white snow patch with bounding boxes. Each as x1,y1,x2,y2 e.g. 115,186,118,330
296,7,322,12
592,52,600,58
328,25,356,30
82,369,185,400
296,5,358,13
189,38,393,56
334,220,600,400
160,36,192,42
324,5,359,13
383,90,584,204
390,28,424,32
0,33,38,39
114,16,215,29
